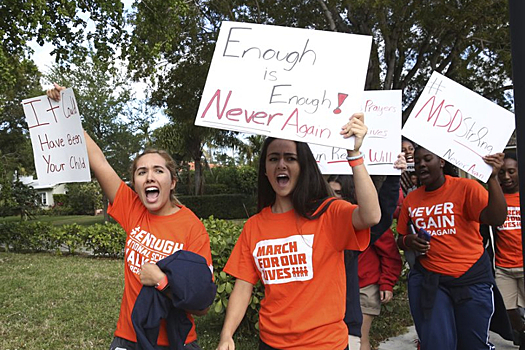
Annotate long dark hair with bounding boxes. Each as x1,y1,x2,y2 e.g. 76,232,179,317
327,175,356,203
257,137,333,219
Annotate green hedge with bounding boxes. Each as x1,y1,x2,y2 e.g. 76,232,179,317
53,194,68,206
0,221,126,257
203,216,263,332
180,194,257,220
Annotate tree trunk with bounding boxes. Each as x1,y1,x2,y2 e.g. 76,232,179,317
103,193,109,223
194,158,203,195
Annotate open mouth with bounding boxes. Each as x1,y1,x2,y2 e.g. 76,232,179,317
276,174,290,186
145,186,160,203
417,169,430,180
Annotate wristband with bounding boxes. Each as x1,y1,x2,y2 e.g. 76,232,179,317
155,275,169,291
402,235,409,249
346,151,364,161
348,157,364,167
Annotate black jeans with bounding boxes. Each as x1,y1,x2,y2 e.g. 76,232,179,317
259,339,349,350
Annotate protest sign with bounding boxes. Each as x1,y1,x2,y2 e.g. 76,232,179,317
22,88,91,186
309,90,402,175
195,21,372,148
402,72,515,182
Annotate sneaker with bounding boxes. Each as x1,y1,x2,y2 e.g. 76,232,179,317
513,330,523,346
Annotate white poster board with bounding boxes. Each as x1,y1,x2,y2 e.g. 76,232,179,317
22,88,91,186
309,90,402,175
195,21,372,148
402,72,515,182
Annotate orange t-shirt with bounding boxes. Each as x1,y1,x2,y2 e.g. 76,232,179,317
224,199,370,350
108,182,212,346
397,176,487,278
495,192,522,268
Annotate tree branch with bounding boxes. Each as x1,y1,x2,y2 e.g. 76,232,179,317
317,0,337,31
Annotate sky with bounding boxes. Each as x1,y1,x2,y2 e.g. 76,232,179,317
28,38,169,129
27,1,169,129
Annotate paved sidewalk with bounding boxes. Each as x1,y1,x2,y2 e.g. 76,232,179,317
377,325,519,350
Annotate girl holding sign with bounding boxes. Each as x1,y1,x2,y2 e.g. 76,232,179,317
216,113,381,350
47,85,213,350
396,146,510,350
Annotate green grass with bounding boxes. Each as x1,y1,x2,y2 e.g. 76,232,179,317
0,252,123,349
0,252,412,350
0,252,258,350
0,215,108,226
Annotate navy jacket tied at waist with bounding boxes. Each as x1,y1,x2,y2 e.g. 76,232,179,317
132,250,217,350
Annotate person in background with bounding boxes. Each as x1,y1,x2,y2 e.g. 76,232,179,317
494,151,525,347
409,173,419,192
328,154,405,350
397,146,512,350
327,174,362,349
400,138,416,196
216,113,381,350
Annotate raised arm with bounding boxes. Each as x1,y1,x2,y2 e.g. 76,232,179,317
216,279,254,350
341,113,381,230
47,84,121,203
479,153,507,226
82,131,121,203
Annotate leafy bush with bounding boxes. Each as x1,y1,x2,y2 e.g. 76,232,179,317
52,194,68,207
0,221,55,252
180,194,256,220
203,216,264,333
49,205,75,216
203,184,230,195
235,166,258,195
49,223,85,254
83,223,126,257
64,182,103,215
0,205,16,217
0,180,41,220
0,220,125,257
207,166,258,195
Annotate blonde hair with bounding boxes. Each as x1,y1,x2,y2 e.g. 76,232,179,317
130,149,182,206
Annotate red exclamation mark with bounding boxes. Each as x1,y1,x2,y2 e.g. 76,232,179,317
333,93,348,114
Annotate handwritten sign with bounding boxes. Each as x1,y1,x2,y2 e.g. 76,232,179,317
22,88,91,186
402,72,515,182
195,21,372,148
309,90,402,175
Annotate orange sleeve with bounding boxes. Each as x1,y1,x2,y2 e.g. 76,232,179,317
107,181,140,232
463,179,488,222
224,224,259,285
326,200,370,252
186,226,213,268
396,193,412,236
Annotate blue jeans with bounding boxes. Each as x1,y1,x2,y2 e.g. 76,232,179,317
408,268,495,350
109,336,201,350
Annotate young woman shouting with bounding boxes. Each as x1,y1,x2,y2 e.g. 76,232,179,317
217,113,381,350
